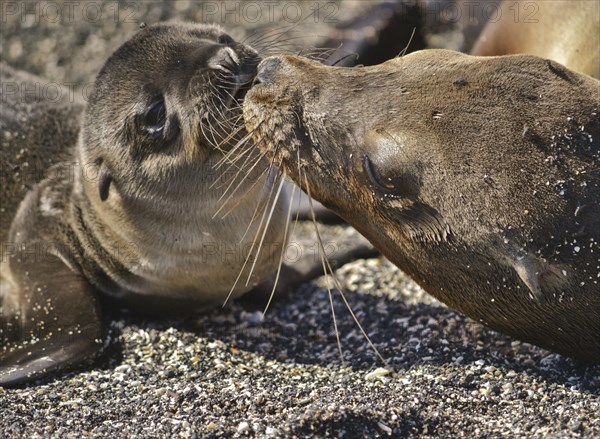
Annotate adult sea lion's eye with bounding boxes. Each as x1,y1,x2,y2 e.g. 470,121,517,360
141,98,166,137
362,153,397,193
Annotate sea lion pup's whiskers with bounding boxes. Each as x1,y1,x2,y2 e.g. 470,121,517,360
242,22,299,47
245,176,288,287
204,103,232,138
219,157,273,222
212,144,257,188
237,153,278,244
217,139,288,220
0,23,294,385
256,37,327,57
194,80,244,151
196,100,225,153
242,10,318,50
249,33,314,53
262,182,298,315
212,128,269,216
217,118,268,170
206,118,248,158
242,6,331,60
214,132,256,171
214,121,258,169
222,167,284,306
212,148,265,213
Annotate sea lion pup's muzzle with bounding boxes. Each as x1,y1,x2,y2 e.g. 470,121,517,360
244,50,600,364
199,43,261,109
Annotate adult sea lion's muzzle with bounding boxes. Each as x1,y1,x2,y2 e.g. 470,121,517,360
253,57,283,86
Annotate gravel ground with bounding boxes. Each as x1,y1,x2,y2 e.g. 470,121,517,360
1,1,599,437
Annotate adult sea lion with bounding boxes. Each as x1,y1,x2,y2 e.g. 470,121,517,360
470,0,599,79
0,22,294,386
243,50,600,363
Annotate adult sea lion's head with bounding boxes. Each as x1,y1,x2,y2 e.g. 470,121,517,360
243,50,600,363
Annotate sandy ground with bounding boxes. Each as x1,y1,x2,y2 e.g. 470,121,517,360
1,1,599,437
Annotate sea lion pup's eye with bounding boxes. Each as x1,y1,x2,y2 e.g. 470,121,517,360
362,153,398,193
140,97,167,137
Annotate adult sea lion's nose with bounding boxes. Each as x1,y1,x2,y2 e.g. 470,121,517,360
253,57,282,85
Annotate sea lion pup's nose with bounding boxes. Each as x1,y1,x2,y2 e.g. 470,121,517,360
254,57,282,85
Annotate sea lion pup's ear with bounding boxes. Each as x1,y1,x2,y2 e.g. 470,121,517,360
98,163,112,202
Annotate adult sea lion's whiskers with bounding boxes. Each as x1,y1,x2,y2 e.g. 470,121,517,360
297,166,342,363
329,50,360,67
397,27,417,58
298,47,340,64
212,149,265,216
301,162,387,365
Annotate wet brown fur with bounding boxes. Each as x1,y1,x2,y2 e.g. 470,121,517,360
244,50,600,363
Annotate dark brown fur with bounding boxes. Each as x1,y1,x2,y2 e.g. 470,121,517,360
244,50,600,363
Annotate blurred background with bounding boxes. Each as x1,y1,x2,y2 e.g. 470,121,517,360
0,0,485,87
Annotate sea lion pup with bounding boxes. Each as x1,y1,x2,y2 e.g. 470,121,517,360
470,0,600,80
0,23,297,386
243,50,600,364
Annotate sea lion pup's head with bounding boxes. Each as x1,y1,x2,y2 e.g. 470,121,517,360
74,23,288,303
82,22,260,205
244,50,600,363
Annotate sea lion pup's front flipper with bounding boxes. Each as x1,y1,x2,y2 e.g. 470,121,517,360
0,255,103,387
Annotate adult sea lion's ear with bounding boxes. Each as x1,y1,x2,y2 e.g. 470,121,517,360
98,163,112,202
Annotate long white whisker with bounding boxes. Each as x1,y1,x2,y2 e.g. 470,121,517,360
214,133,253,170
262,182,296,315
245,176,286,286
214,151,267,219
222,166,279,306
303,171,386,365
299,168,344,364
